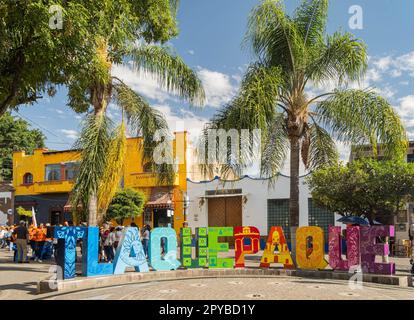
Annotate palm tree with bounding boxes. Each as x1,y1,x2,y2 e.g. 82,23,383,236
71,44,205,226
200,0,407,239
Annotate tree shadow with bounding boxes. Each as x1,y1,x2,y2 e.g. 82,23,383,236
0,281,38,295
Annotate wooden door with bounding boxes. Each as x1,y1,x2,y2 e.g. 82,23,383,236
208,196,242,247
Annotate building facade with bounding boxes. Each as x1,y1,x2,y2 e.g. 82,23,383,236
12,132,188,234
0,183,14,226
186,175,341,245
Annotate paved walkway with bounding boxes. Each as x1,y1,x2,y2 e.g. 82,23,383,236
44,277,414,300
0,248,412,300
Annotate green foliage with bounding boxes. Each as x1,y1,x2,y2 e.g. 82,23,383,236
16,206,32,217
0,112,45,181
0,0,183,115
0,1,94,115
105,188,146,225
307,159,414,223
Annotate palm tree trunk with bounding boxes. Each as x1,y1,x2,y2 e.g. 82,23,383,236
88,191,98,226
289,136,301,266
289,137,300,227
87,84,108,227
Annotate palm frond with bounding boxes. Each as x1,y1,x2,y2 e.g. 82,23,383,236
316,89,408,160
71,113,113,214
306,123,339,170
112,80,175,185
261,112,289,178
129,45,205,106
294,0,328,47
97,122,127,215
244,0,304,72
306,32,367,85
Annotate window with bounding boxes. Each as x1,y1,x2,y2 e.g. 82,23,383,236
45,164,61,181
308,199,334,243
267,199,290,240
23,173,33,184
407,154,414,163
64,162,80,180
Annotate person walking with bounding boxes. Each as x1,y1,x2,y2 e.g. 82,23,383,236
13,221,29,263
103,227,115,262
34,224,47,262
141,225,150,258
0,227,6,248
114,226,123,250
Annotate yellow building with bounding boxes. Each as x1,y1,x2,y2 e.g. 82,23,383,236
12,132,188,234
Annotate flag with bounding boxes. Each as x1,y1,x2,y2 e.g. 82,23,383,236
32,207,37,227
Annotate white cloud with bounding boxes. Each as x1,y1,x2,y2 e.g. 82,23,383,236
152,104,208,141
395,52,414,77
396,95,414,118
394,95,414,138
111,64,173,103
369,52,414,79
60,129,79,140
188,50,195,55
197,68,236,107
373,56,392,71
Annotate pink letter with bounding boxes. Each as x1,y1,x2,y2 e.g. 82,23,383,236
360,226,395,275
328,226,360,271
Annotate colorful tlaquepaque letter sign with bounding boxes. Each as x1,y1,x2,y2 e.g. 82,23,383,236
180,227,208,268
260,226,294,269
328,226,360,271
208,227,234,268
360,225,395,275
54,226,86,280
82,227,114,276
234,226,261,268
296,226,328,270
149,227,181,271
113,227,149,275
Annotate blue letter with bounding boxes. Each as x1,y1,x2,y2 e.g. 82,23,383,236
113,227,149,274
54,227,86,279
149,227,181,271
82,227,114,276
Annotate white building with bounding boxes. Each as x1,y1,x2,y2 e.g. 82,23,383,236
186,174,341,244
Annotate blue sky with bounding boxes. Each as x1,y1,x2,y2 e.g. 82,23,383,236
13,0,414,163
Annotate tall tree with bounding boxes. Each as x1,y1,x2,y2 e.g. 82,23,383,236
68,0,205,226
0,112,45,181
307,159,414,224
200,0,407,238
0,1,94,115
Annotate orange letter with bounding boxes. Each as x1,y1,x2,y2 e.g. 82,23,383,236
296,226,328,270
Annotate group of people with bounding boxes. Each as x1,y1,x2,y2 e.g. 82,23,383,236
98,223,151,262
1,220,155,264
0,221,54,263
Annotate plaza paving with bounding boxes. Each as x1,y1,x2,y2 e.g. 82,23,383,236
0,249,413,300
43,277,414,300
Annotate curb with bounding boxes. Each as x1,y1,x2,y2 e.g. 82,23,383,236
37,268,413,294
